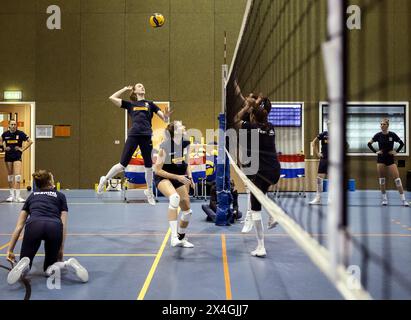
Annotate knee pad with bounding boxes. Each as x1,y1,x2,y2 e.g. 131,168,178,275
169,193,180,210
14,175,21,183
379,178,386,185
180,209,192,222
7,175,14,182
251,210,262,221
395,178,402,188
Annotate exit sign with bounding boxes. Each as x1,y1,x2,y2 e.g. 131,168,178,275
4,91,22,100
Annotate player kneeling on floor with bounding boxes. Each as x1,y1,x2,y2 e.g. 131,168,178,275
6,170,88,285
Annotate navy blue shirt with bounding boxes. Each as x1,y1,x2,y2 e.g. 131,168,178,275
241,121,278,171
22,190,68,225
372,131,403,154
160,139,191,175
317,131,328,159
1,130,29,157
121,100,160,136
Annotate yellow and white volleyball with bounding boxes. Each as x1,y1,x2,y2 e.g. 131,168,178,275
149,13,165,28
206,160,215,177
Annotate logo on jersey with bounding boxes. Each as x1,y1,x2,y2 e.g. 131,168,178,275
389,137,393,142
132,106,149,111
16,135,19,139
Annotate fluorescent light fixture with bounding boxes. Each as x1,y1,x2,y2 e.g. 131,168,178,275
4,90,22,100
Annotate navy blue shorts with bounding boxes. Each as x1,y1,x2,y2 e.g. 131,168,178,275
318,158,328,174
154,175,187,190
120,135,153,168
5,152,22,162
377,154,395,166
250,162,281,211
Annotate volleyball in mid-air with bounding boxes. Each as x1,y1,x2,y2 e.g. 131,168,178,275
149,13,165,28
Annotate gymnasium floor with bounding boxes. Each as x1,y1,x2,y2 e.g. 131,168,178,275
0,190,410,300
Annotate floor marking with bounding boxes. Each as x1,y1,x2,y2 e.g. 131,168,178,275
137,228,171,300
0,253,156,257
0,242,10,251
221,234,232,300
1,233,410,237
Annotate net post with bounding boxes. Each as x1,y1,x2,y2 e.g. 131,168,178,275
216,64,231,225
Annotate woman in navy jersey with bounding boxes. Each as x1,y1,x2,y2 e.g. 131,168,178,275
97,84,171,205
154,121,195,248
309,122,330,205
0,119,33,202
234,98,281,257
6,170,88,285
367,118,409,206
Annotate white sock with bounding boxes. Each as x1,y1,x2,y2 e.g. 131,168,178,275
253,219,264,248
105,163,125,181
382,193,387,200
10,189,14,197
316,177,323,196
400,193,405,201
15,189,20,198
145,167,153,191
169,220,178,239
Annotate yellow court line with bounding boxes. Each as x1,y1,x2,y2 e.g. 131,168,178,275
137,228,171,300
0,253,156,257
221,234,232,300
0,242,10,251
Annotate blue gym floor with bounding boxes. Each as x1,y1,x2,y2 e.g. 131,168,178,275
0,190,410,300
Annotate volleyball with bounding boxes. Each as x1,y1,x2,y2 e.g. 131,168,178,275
149,13,165,28
206,159,215,177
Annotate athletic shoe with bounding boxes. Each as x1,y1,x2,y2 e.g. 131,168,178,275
97,176,106,194
267,216,278,229
6,196,14,202
251,246,267,258
7,257,30,285
180,237,194,248
381,199,388,206
144,189,156,205
171,237,184,247
402,200,409,207
15,197,25,203
66,258,88,283
309,196,321,205
241,211,253,233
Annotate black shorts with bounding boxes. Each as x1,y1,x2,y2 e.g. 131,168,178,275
120,135,153,168
5,152,22,162
377,154,395,166
154,175,186,190
250,162,281,212
20,220,63,272
318,158,328,174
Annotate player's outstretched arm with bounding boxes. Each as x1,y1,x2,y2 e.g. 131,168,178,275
109,86,133,107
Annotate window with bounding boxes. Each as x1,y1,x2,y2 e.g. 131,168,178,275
320,102,409,156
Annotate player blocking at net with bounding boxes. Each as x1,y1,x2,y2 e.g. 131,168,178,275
234,96,281,257
97,84,172,204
